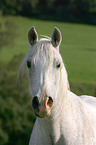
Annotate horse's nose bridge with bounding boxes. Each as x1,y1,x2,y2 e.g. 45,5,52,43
42,68,50,86
39,69,47,91
35,67,50,100
39,68,46,87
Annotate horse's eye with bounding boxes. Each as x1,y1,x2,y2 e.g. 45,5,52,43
56,63,61,69
27,60,31,68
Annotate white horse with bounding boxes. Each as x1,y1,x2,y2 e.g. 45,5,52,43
20,26,96,145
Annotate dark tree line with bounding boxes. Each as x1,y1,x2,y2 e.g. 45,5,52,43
0,0,96,23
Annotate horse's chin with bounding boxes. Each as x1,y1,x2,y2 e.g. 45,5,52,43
34,111,51,118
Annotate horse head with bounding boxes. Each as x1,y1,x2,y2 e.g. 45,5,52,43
26,26,67,118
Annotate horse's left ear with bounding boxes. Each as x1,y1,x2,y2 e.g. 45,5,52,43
28,26,38,46
51,27,62,48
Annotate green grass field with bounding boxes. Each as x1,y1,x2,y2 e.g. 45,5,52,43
0,16,96,84
0,16,96,145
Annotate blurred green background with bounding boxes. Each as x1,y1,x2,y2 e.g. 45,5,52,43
0,0,96,145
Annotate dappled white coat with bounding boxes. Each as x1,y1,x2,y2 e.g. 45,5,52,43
19,26,96,145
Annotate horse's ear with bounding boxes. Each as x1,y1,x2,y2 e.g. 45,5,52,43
28,26,38,46
51,27,62,48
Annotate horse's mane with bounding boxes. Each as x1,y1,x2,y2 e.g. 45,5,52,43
40,35,51,40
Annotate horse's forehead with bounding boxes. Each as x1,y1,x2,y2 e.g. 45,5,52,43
30,41,59,65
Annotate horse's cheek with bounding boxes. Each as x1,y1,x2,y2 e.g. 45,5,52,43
55,71,60,85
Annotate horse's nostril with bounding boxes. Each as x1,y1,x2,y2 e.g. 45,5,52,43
32,96,39,110
49,97,53,102
47,96,53,108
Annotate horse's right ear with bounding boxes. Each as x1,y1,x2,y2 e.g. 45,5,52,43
28,26,38,46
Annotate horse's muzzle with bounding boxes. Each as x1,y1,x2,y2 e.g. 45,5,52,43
32,96,53,118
